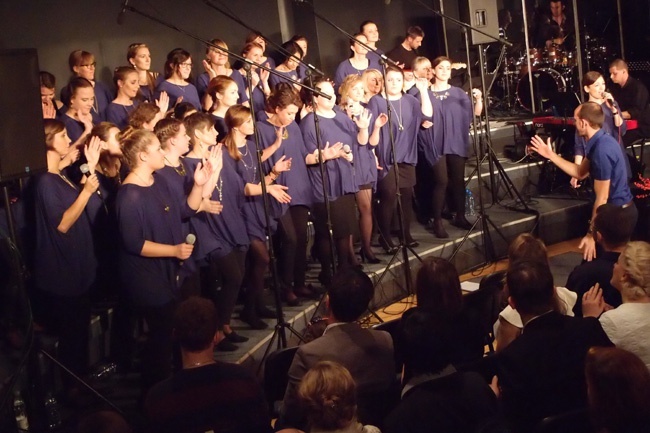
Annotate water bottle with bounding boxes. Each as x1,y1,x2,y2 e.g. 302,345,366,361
13,391,29,432
44,392,62,430
465,189,476,217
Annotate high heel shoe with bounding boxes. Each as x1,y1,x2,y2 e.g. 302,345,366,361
281,288,301,307
378,236,398,255
359,249,382,264
428,218,448,238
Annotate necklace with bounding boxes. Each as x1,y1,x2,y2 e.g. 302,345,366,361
238,143,257,180
274,125,289,139
388,97,404,131
165,157,187,176
188,359,215,368
57,173,77,189
132,170,153,186
100,163,122,186
432,84,451,101
213,175,224,202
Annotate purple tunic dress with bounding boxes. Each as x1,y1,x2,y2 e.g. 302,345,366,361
269,69,299,90
105,101,139,130
334,58,381,91
431,86,473,158
196,70,249,104
155,80,201,111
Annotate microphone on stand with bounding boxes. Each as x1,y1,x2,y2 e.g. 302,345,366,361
117,0,130,25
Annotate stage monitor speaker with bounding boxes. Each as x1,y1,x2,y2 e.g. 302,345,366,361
459,0,500,46
0,49,47,182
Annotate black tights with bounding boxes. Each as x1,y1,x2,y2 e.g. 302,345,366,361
244,238,269,313
431,154,466,218
202,249,246,328
275,205,310,288
376,167,415,245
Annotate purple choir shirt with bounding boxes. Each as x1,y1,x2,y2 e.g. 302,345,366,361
195,70,249,104
334,58,382,91
105,101,139,130
431,86,473,158
155,80,201,111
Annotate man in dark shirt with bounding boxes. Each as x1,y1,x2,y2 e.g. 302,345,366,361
609,58,650,145
497,261,613,433
535,0,574,50
386,26,424,69
145,297,272,433
566,202,635,315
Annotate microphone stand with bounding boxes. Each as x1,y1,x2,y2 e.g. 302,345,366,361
200,0,325,77
119,5,332,362
297,2,420,308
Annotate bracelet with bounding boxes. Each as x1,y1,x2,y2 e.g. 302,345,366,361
612,111,619,115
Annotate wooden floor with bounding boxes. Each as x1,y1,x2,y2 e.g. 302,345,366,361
368,238,583,324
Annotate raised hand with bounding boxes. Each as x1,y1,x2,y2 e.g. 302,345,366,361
528,135,554,160
156,91,170,115
415,77,429,92
268,184,291,203
193,160,214,187
60,147,80,169
42,100,56,119
353,108,372,130
582,283,605,317
374,113,388,129
77,111,94,133
273,155,292,173
579,235,597,262
84,136,102,173
202,59,217,79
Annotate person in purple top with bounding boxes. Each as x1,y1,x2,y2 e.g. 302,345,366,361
258,84,316,303
300,78,371,282
115,128,212,394
127,43,160,103
222,106,292,329
105,66,140,130
290,35,310,81
426,56,483,236
572,71,630,187
206,75,240,142
62,77,100,147
32,119,102,385
238,42,272,116
359,20,385,67
155,48,201,110
245,31,276,71
334,33,381,93
367,66,431,251
197,38,249,110
269,41,304,92
60,50,113,121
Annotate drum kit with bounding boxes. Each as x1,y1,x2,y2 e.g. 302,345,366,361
491,30,614,113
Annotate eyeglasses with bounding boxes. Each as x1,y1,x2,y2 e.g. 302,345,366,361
179,62,193,68
80,62,97,68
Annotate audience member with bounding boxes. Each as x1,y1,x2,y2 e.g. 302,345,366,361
278,267,395,431
585,347,650,433
582,241,650,369
145,297,272,433
495,233,577,351
298,361,380,433
385,308,501,433
567,203,634,315
496,260,613,433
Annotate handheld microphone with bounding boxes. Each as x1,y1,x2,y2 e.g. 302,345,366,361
117,0,130,25
80,163,103,198
343,144,351,154
185,233,197,245
604,91,615,106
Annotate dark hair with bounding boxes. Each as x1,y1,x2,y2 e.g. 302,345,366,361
406,25,424,39
594,203,634,248
173,297,218,352
113,66,138,88
245,31,264,46
586,347,650,433
279,41,303,65
43,119,65,150
507,233,549,267
223,105,251,161
359,20,376,33
609,58,628,71
400,308,453,374
415,257,463,315
298,361,357,431
577,102,604,128
68,50,94,73
66,76,94,98
582,71,603,88
267,83,302,112
88,122,119,144
154,118,184,148
39,71,56,89
164,48,191,79
327,267,374,322
506,260,555,316
432,56,452,68
127,102,160,129
173,102,198,120
184,112,214,145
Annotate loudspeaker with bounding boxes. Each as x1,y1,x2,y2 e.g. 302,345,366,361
0,49,47,181
459,0,500,46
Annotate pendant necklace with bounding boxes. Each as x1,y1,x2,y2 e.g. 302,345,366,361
388,97,404,131
165,157,187,176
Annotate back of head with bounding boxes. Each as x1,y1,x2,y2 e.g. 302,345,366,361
183,112,213,144
506,260,555,316
406,25,424,39
173,296,218,352
400,308,453,375
328,267,374,322
507,233,549,266
298,361,357,431
415,257,463,315
585,347,650,432
154,118,183,148
593,203,634,249
127,102,160,129
577,102,605,129
618,241,650,300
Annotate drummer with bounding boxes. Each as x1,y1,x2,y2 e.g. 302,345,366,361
535,0,574,51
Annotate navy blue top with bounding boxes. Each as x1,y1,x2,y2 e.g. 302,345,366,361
585,129,633,206
115,175,186,306
334,59,381,91
413,88,440,167
105,101,139,130
257,119,314,210
235,140,278,241
211,115,228,143
185,156,249,261
431,86,473,158
366,47,385,66
33,173,100,296
300,111,359,201
269,69,299,91
61,81,113,121
62,111,101,144
155,80,201,111
196,70,249,105
367,94,421,179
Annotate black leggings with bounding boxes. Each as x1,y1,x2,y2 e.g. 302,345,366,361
202,248,246,328
275,205,310,288
244,237,269,311
431,154,466,218
376,165,415,244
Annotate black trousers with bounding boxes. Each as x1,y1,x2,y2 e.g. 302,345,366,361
275,205,310,288
376,164,415,243
431,154,467,218
202,248,246,328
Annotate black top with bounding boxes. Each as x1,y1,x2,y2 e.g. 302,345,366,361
386,44,418,70
565,250,622,316
610,76,650,134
